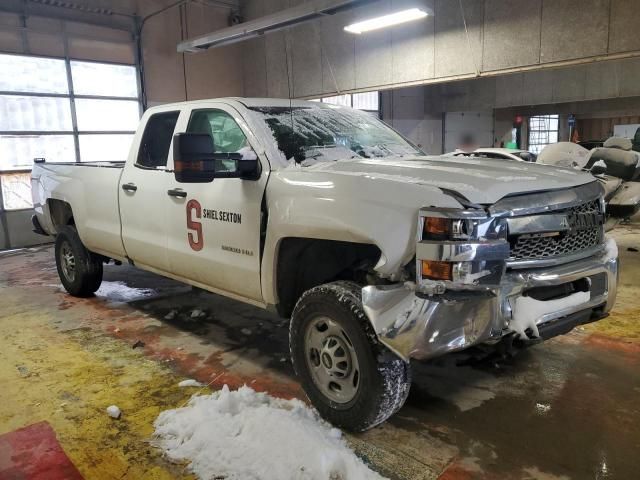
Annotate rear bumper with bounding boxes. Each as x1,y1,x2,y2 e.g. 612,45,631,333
362,243,619,361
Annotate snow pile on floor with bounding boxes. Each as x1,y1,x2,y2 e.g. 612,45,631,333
178,379,204,388
511,291,590,339
153,385,385,480
95,281,155,303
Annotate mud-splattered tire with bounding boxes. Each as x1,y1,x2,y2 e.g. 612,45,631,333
55,225,103,297
290,281,411,432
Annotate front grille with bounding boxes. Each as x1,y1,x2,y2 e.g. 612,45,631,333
509,199,603,262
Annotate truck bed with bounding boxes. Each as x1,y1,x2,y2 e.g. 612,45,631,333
32,161,127,260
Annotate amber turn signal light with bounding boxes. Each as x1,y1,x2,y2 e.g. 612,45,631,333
424,217,450,239
421,260,452,281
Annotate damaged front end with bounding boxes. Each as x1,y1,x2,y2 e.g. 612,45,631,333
362,182,619,362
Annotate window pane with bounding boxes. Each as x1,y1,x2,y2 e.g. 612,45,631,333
71,61,138,98
352,91,379,111
79,134,134,162
137,111,179,168
1,172,33,210
0,95,72,131
75,99,139,131
0,54,68,94
529,114,559,154
0,135,75,170
188,109,249,153
322,94,351,107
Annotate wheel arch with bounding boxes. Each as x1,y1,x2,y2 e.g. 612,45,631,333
272,237,381,318
47,199,75,232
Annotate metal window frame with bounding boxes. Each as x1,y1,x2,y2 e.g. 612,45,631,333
0,51,142,210
528,114,559,153
317,91,381,118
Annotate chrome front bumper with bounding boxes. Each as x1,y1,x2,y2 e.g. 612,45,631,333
362,246,619,361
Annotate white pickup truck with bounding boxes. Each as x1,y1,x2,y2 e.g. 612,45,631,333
32,98,619,431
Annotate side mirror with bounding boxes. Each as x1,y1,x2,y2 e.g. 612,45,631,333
173,133,216,183
173,133,260,183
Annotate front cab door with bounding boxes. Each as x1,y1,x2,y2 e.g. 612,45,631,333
166,103,269,303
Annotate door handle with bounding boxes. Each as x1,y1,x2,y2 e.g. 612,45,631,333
167,188,187,198
122,182,137,192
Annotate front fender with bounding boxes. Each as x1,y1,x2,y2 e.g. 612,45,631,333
260,170,461,305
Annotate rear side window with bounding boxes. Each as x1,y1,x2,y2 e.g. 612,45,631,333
136,111,179,168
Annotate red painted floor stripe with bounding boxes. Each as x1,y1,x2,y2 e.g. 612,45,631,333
0,421,83,480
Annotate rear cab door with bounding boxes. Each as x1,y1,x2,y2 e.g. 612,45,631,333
165,101,270,303
119,106,182,272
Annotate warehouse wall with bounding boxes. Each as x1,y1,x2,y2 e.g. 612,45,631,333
242,0,640,99
380,86,443,153
382,55,640,153
139,0,244,106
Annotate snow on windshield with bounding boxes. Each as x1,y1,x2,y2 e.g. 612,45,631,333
248,105,421,167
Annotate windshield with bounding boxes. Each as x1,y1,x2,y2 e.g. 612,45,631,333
248,105,423,167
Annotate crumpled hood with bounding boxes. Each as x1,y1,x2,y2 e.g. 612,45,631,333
293,156,596,204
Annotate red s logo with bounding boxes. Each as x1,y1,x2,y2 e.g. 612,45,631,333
186,199,203,251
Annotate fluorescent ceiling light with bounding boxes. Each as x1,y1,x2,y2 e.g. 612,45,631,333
344,8,429,34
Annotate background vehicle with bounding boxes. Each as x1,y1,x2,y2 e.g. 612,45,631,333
447,147,537,162
578,140,605,150
539,139,640,226
32,98,619,431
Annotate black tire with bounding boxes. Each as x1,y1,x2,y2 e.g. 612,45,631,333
290,281,411,432
55,225,103,297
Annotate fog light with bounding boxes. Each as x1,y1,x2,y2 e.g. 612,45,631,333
421,260,452,281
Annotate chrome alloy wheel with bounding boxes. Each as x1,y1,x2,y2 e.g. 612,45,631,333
304,316,360,404
60,241,76,283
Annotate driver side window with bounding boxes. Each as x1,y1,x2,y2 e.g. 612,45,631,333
187,109,249,154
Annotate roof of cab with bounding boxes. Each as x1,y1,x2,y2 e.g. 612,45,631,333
146,97,330,112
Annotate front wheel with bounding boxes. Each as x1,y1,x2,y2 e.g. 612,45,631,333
290,281,412,432
55,225,103,297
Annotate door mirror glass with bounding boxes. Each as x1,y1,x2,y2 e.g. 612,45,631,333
173,133,260,183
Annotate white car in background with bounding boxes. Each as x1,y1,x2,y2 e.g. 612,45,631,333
470,148,538,162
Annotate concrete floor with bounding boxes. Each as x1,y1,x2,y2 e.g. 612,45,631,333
1,227,639,480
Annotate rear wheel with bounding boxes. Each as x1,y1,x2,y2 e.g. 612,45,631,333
55,225,103,297
290,281,412,432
